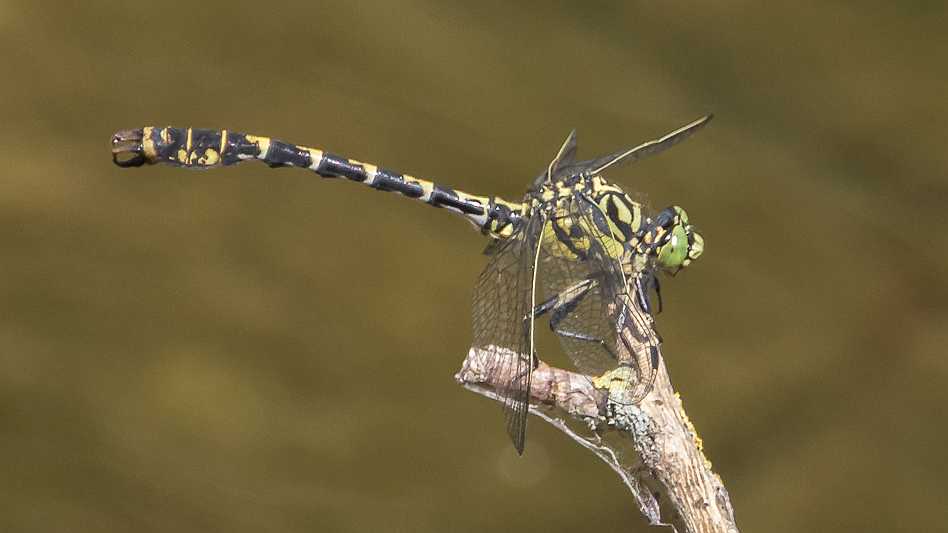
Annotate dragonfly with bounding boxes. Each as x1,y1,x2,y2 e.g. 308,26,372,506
111,115,710,454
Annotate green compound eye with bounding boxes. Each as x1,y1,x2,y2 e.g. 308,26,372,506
654,206,703,273
657,224,691,272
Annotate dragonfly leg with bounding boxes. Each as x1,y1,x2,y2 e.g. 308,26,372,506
633,276,652,315
633,273,664,316
527,278,598,321
523,277,621,360
523,278,596,336
549,290,621,360
652,275,663,314
551,327,607,345
529,293,561,321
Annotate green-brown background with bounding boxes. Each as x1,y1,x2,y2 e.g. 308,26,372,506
2,2,946,532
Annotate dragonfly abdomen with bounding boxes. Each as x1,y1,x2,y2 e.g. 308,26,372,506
111,126,524,239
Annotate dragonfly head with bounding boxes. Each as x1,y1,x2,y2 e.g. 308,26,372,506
651,206,703,275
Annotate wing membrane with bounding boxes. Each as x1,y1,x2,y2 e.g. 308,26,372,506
538,193,661,401
587,115,713,175
471,214,544,454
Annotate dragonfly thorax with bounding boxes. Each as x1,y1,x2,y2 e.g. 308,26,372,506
530,174,702,275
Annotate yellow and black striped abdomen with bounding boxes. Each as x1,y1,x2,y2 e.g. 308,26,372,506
112,126,525,240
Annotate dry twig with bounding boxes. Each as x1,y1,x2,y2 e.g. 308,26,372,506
456,344,739,533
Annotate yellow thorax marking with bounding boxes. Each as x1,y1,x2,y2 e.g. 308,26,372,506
534,174,634,261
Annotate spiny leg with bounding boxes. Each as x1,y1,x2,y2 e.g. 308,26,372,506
652,274,663,314
526,277,618,359
640,273,663,315
527,278,596,333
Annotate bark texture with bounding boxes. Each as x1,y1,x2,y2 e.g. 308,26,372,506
457,346,739,533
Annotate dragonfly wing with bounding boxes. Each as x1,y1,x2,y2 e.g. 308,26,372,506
548,129,578,177
614,271,662,404
472,213,545,454
586,115,713,175
531,129,578,190
539,193,662,400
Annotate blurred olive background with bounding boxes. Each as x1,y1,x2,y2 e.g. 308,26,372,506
2,1,946,532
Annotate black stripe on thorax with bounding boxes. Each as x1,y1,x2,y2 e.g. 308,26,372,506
603,195,635,241
574,193,617,245
550,212,589,260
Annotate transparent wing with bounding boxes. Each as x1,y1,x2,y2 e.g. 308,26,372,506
548,129,578,177
538,193,660,401
531,129,578,190
586,115,713,175
612,270,661,404
471,213,544,454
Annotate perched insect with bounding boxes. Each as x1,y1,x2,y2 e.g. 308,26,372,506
111,115,710,453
